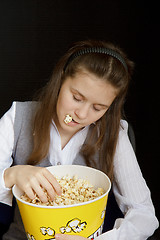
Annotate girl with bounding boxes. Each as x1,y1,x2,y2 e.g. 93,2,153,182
0,40,158,239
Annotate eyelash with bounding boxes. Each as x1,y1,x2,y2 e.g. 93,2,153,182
73,95,81,102
73,95,101,112
93,107,101,112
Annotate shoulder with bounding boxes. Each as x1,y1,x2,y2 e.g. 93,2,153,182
15,101,38,112
114,120,136,165
116,120,133,154
14,101,38,120
119,119,128,135
119,120,136,152
13,101,39,137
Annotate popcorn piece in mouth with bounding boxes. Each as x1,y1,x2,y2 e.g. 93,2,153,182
64,114,72,124
20,175,104,206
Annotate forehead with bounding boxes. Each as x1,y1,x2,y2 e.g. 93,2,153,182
63,70,118,105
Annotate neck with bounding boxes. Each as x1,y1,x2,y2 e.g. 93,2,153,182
54,120,76,149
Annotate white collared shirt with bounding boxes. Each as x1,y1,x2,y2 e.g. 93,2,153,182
0,102,159,240
49,120,89,166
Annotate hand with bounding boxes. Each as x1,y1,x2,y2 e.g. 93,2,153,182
4,165,62,203
55,234,87,240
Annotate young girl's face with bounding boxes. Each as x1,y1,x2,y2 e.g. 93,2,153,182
56,70,118,137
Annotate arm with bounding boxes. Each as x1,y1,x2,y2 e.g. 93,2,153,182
98,121,159,239
0,102,16,206
0,102,62,205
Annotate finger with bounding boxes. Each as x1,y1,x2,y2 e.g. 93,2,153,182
55,234,87,240
43,169,62,195
37,174,57,201
23,185,36,200
30,178,48,203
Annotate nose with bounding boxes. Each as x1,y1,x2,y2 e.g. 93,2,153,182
75,104,89,120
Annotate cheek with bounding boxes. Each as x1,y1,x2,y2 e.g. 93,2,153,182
57,93,74,114
87,110,107,125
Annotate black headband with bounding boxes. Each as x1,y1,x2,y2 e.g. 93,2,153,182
64,47,128,71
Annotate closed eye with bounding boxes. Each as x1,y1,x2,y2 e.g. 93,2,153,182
73,95,82,102
93,104,108,112
93,106,101,111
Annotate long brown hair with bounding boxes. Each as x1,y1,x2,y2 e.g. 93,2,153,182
28,40,134,181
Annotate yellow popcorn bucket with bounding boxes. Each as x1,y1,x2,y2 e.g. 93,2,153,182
12,165,111,240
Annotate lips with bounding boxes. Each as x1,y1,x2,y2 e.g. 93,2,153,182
70,118,79,124
71,118,78,123
67,117,80,126
64,114,80,126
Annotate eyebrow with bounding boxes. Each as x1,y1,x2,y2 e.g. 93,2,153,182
71,88,85,98
71,88,109,108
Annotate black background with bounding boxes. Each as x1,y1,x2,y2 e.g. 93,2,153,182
0,0,159,221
